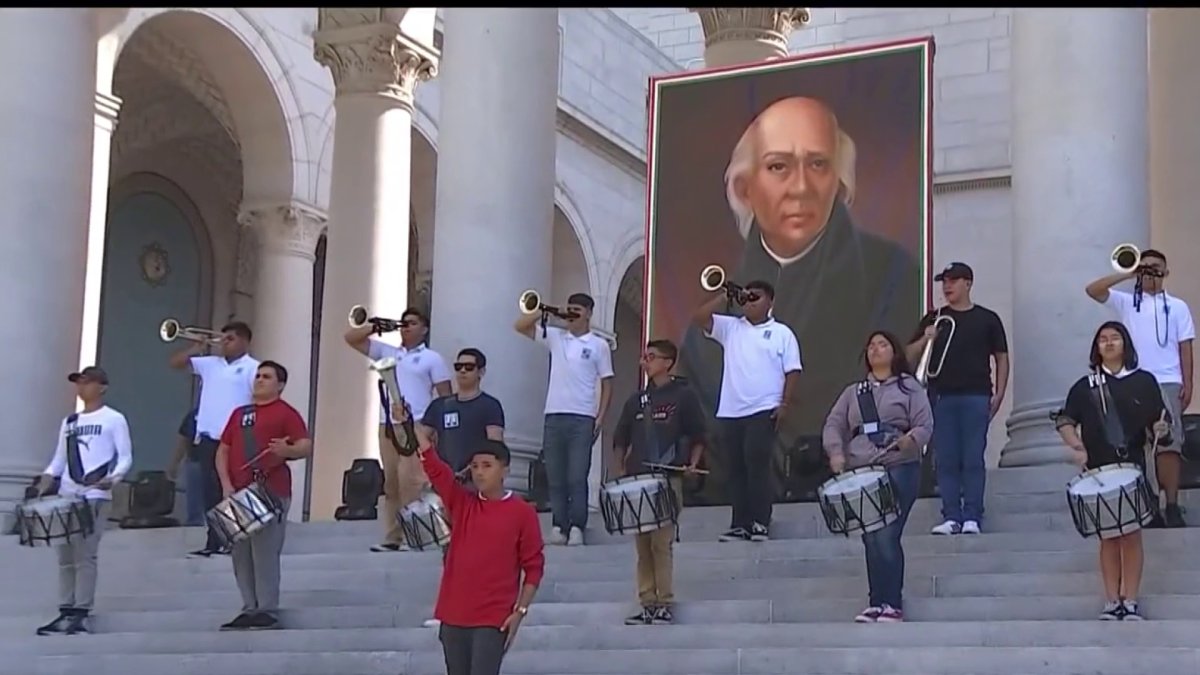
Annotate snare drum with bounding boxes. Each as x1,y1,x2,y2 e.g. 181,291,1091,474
14,495,96,547
817,466,899,536
399,491,452,551
207,483,281,546
599,473,679,536
1066,463,1157,539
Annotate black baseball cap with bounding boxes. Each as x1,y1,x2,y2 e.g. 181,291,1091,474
934,262,974,282
471,439,511,466
68,366,109,385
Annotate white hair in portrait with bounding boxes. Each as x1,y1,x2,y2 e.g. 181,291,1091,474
723,113,858,240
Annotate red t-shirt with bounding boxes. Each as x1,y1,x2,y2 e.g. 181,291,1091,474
219,399,308,499
420,448,545,628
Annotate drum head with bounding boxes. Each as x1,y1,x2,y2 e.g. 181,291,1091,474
24,496,76,516
821,468,886,497
1069,465,1143,496
605,474,665,494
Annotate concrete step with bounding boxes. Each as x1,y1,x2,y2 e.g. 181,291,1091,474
19,645,1200,675
9,620,1200,657
3,594,1198,637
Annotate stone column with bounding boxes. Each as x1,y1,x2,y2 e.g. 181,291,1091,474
1000,8,1150,467
309,15,437,520
429,8,559,493
240,202,327,520
0,9,98,522
77,91,121,373
689,8,810,68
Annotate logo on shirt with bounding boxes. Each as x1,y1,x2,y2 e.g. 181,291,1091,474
636,403,676,422
239,410,257,428
443,411,460,429
763,330,772,340
581,348,592,360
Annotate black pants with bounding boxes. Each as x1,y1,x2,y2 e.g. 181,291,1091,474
193,437,224,551
440,624,506,675
719,410,776,530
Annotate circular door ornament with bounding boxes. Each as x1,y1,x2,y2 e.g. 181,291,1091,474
139,242,171,287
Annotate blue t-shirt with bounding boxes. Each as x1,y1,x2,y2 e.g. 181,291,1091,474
422,392,505,472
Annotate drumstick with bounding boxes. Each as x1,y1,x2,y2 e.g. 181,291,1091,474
645,462,710,475
866,431,914,465
1150,409,1168,455
237,448,273,472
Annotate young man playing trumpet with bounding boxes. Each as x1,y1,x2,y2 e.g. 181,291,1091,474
612,339,705,625
35,366,133,636
344,307,452,552
215,361,311,631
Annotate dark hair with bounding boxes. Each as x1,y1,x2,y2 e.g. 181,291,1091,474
402,307,429,328
1141,248,1167,265
457,347,487,369
646,339,678,368
745,279,775,300
863,331,915,391
472,439,511,466
567,293,595,311
1089,321,1139,371
258,360,289,384
221,321,253,342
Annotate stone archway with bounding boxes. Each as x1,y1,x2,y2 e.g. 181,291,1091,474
604,256,646,478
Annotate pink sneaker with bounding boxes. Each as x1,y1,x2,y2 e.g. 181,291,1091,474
876,605,904,622
854,606,881,623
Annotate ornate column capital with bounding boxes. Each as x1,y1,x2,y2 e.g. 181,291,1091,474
313,18,439,107
688,8,811,53
238,201,328,262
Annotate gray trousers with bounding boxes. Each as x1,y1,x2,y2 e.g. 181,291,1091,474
440,624,506,675
231,498,289,615
58,500,110,612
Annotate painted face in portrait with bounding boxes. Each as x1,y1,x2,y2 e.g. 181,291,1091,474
734,97,845,259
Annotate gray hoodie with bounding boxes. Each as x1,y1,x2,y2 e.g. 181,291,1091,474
822,373,934,469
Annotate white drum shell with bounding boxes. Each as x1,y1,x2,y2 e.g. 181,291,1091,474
599,473,679,536
208,485,279,546
1066,463,1156,539
400,492,452,551
15,496,94,547
817,466,899,536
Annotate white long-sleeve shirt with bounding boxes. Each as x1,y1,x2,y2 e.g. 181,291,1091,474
44,405,133,501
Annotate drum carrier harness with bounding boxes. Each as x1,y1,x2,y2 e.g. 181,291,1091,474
236,405,284,514
851,380,907,451
1087,371,1131,460
638,384,682,542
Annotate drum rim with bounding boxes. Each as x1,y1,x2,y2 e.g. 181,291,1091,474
1067,462,1144,491
602,472,669,490
818,463,888,493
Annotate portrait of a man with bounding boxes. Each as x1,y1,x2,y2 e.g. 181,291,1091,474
646,39,933,504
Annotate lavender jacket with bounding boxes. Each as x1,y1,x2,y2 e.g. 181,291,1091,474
822,373,934,469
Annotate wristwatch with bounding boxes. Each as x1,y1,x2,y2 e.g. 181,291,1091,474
514,605,529,616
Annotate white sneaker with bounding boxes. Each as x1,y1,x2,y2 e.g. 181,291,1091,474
930,520,961,535
548,527,567,545
423,618,441,628
567,526,584,546
960,520,981,535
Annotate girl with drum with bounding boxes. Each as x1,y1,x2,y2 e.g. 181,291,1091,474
1053,320,1172,621
822,331,934,623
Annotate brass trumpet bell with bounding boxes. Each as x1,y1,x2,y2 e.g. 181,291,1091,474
1111,243,1141,274
159,318,222,344
348,305,369,329
700,264,725,292
518,290,541,315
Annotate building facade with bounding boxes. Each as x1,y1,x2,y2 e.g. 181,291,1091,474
2,7,1196,522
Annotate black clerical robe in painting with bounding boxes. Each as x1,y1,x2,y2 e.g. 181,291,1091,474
680,202,922,503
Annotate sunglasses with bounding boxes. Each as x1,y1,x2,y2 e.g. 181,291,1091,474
453,363,478,372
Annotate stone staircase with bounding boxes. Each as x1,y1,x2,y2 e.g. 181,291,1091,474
3,465,1199,675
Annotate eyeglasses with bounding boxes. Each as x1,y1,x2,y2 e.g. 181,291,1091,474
400,320,421,328
453,363,478,372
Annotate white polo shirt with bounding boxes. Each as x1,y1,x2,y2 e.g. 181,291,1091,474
367,340,452,423
536,326,614,417
706,314,803,418
190,354,259,440
1105,289,1195,385
44,405,134,501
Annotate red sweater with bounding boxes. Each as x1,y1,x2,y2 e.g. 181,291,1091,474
420,447,545,628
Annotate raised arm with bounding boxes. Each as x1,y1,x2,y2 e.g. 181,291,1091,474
691,294,728,336
413,415,469,512
1085,272,1135,304
343,324,377,358
168,342,208,371
513,311,543,340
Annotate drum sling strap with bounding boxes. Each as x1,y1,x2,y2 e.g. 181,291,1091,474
376,381,417,456
236,405,283,513
1087,372,1131,460
854,381,895,448
65,413,114,487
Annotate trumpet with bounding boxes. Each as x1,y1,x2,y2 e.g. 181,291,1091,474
915,312,956,385
159,318,223,344
348,305,402,334
517,290,580,320
1111,243,1141,275
370,357,417,456
699,264,752,305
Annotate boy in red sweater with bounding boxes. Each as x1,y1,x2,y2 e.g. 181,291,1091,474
407,406,544,675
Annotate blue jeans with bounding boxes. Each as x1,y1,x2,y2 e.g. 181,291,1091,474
542,413,595,531
183,458,206,526
931,393,991,523
862,461,922,609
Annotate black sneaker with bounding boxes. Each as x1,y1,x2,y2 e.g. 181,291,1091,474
36,613,69,636
1164,504,1186,528
246,612,280,630
651,605,674,624
1121,599,1144,621
187,548,215,558
219,612,255,631
749,523,770,542
370,543,403,552
719,527,749,542
624,606,652,625
63,613,89,635
1098,601,1124,621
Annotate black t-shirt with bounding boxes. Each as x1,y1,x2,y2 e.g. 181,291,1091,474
422,392,505,473
178,409,197,440
613,378,706,471
911,305,1008,396
1060,369,1166,469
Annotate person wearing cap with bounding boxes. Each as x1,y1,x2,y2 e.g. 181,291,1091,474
514,291,614,547
905,262,1009,536
34,366,133,635
402,406,544,675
